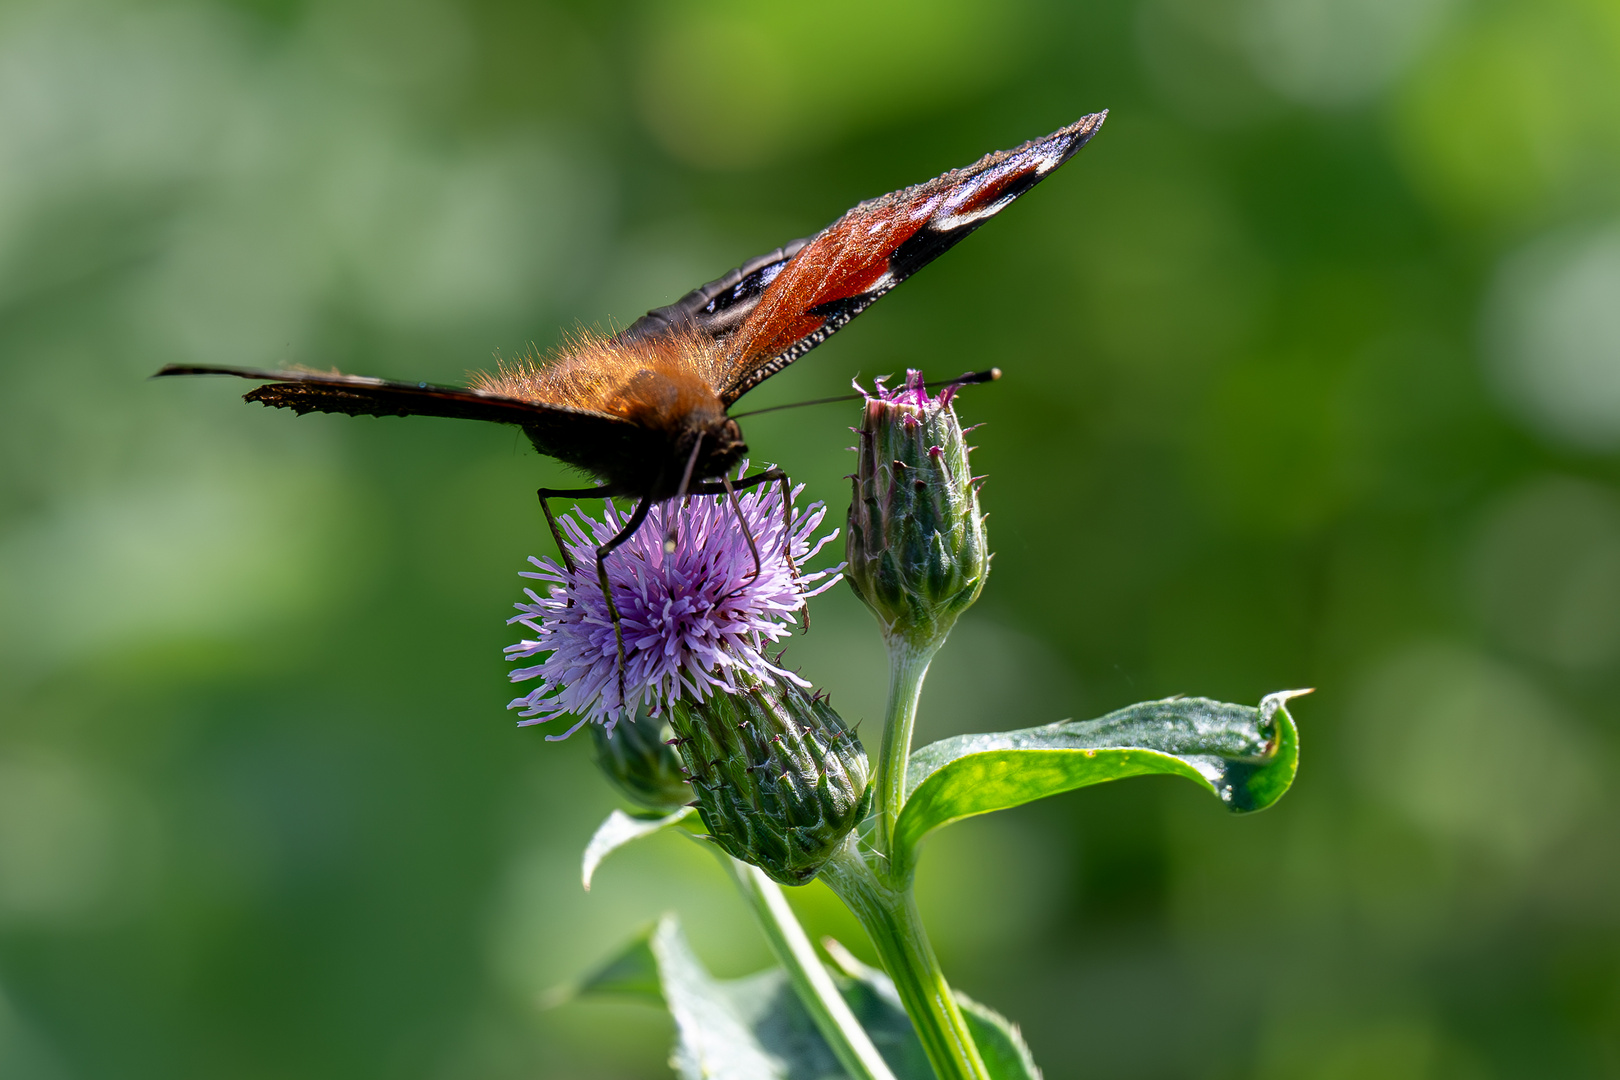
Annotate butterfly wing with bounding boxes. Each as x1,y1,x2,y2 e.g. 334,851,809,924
152,364,635,468
705,112,1106,404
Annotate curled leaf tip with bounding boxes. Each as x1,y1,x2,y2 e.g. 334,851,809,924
1261,688,1314,720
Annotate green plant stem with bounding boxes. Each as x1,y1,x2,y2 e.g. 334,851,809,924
822,845,990,1080
723,857,898,1080
874,640,937,862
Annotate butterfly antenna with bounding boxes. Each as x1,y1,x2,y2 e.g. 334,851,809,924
728,368,1001,419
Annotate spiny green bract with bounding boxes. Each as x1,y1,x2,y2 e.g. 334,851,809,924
670,679,871,885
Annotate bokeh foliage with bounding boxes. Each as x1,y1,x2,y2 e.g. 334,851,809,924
2,0,1619,1077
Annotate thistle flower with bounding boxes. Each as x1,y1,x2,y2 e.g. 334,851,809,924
847,370,988,651
504,467,841,738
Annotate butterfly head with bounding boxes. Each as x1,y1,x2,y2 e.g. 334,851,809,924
704,414,747,472
659,410,746,497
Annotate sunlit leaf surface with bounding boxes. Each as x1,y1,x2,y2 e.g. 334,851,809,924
893,692,1303,879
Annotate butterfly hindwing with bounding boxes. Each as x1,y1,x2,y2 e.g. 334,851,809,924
711,112,1106,403
616,240,810,346
153,364,633,464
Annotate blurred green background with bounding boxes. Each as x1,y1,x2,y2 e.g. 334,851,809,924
3,0,1619,1076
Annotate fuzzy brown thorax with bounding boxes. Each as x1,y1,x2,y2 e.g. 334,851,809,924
473,326,746,494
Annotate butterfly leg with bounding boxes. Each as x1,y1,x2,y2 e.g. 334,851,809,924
721,473,764,590
594,493,656,715
769,471,807,631
536,484,618,574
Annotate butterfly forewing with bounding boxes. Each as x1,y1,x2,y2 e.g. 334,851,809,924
711,111,1106,403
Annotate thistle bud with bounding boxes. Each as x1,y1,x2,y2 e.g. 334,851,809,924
847,370,989,650
589,709,693,812
669,678,871,885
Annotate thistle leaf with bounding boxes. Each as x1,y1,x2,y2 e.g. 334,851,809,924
549,923,663,1007
652,917,833,1079
567,916,1037,1079
892,691,1306,880
822,938,1041,1080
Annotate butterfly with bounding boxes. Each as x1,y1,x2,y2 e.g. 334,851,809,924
157,112,1106,678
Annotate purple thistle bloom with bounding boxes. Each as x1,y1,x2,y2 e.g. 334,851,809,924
504,466,841,740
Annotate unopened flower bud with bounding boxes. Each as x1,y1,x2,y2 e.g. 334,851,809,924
589,709,692,812
847,370,988,649
670,678,871,885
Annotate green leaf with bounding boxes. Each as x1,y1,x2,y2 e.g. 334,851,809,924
631,915,862,1079
568,917,1037,1079
822,938,1040,1080
572,916,869,1078
582,806,695,891
816,939,932,1079
956,998,1041,1080
541,919,660,1016
566,695,1304,1071
652,916,842,1079
893,690,1306,880
555,923,664,1006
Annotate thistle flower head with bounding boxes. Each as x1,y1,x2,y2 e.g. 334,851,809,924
505,466,841,738
847,370,989,650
